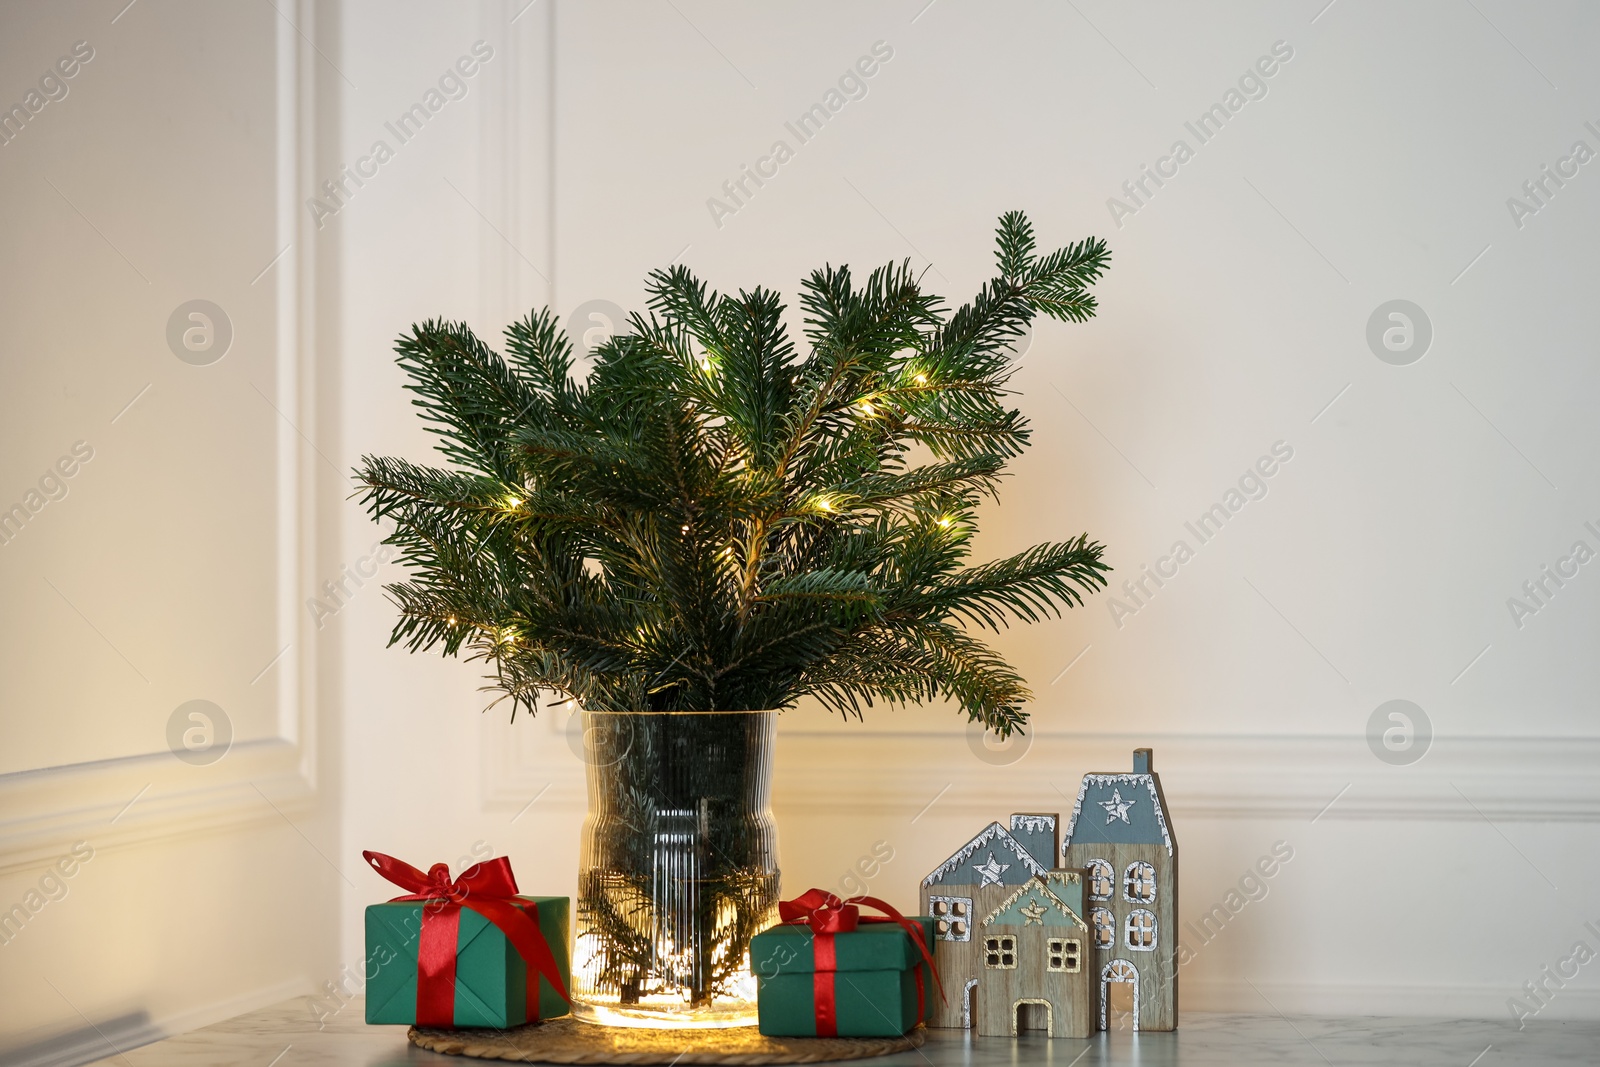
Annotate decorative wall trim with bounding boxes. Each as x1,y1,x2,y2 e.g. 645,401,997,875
473,0,558,822
0,3,321,874
476,0,554,333
482,725,1600,824
0,743,314,876
767,731,1600,823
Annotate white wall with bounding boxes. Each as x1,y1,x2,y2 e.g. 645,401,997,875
333,0,1600,1023
11,1,1592,1054
0,1,342,1063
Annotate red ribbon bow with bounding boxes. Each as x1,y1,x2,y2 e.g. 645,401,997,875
779,889,943,1036
364,851,569,1028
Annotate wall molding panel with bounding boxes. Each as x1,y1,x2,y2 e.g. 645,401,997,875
0,1,323,876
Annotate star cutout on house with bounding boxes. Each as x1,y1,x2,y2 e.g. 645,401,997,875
1101,788,1134,824
973,852,1010,885
1018,899,1048,925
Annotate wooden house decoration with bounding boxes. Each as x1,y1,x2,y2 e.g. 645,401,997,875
920,749,1178,1036
1060,748,1178,1032
920,814,1096,1037
973,871,1094,1037
919,815,1055,1031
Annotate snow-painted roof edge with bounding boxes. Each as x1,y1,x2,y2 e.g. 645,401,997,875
1010,813,1057,834
922,821,1050,886
1060,773,1174,857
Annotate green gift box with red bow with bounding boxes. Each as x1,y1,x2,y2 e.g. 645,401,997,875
751,890,937,1038
362,851,571,1028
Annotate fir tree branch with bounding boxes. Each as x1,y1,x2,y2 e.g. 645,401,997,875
358,212,1112,731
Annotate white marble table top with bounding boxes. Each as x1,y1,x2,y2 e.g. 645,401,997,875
85,997,1595,1066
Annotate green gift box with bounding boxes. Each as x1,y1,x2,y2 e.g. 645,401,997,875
364,895,571,1028
751,915,936,1037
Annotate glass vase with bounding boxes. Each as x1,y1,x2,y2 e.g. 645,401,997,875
571,710,780,1029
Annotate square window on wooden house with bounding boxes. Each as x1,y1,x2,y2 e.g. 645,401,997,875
933,897,973,941
1046,937,1082,973
985,935,1017,969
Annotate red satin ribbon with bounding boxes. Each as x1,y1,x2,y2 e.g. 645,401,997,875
779,889,944,1036
364,850,569,1028
813,932,838,1036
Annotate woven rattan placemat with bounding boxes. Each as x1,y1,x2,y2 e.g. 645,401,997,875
407,1018,925,1064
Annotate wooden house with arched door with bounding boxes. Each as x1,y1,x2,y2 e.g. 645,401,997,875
1060,748,1178,1031
920,750,1178,1036
919,815,1055,1030
973,873,1096,1038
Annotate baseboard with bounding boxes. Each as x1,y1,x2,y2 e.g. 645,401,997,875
1180,978,1600,1022
0,978,307,1067
151,977,310,1044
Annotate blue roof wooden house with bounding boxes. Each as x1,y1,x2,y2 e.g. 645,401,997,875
920,749,1178,1036
1060,748,1178,1031
919,815,1054,1030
